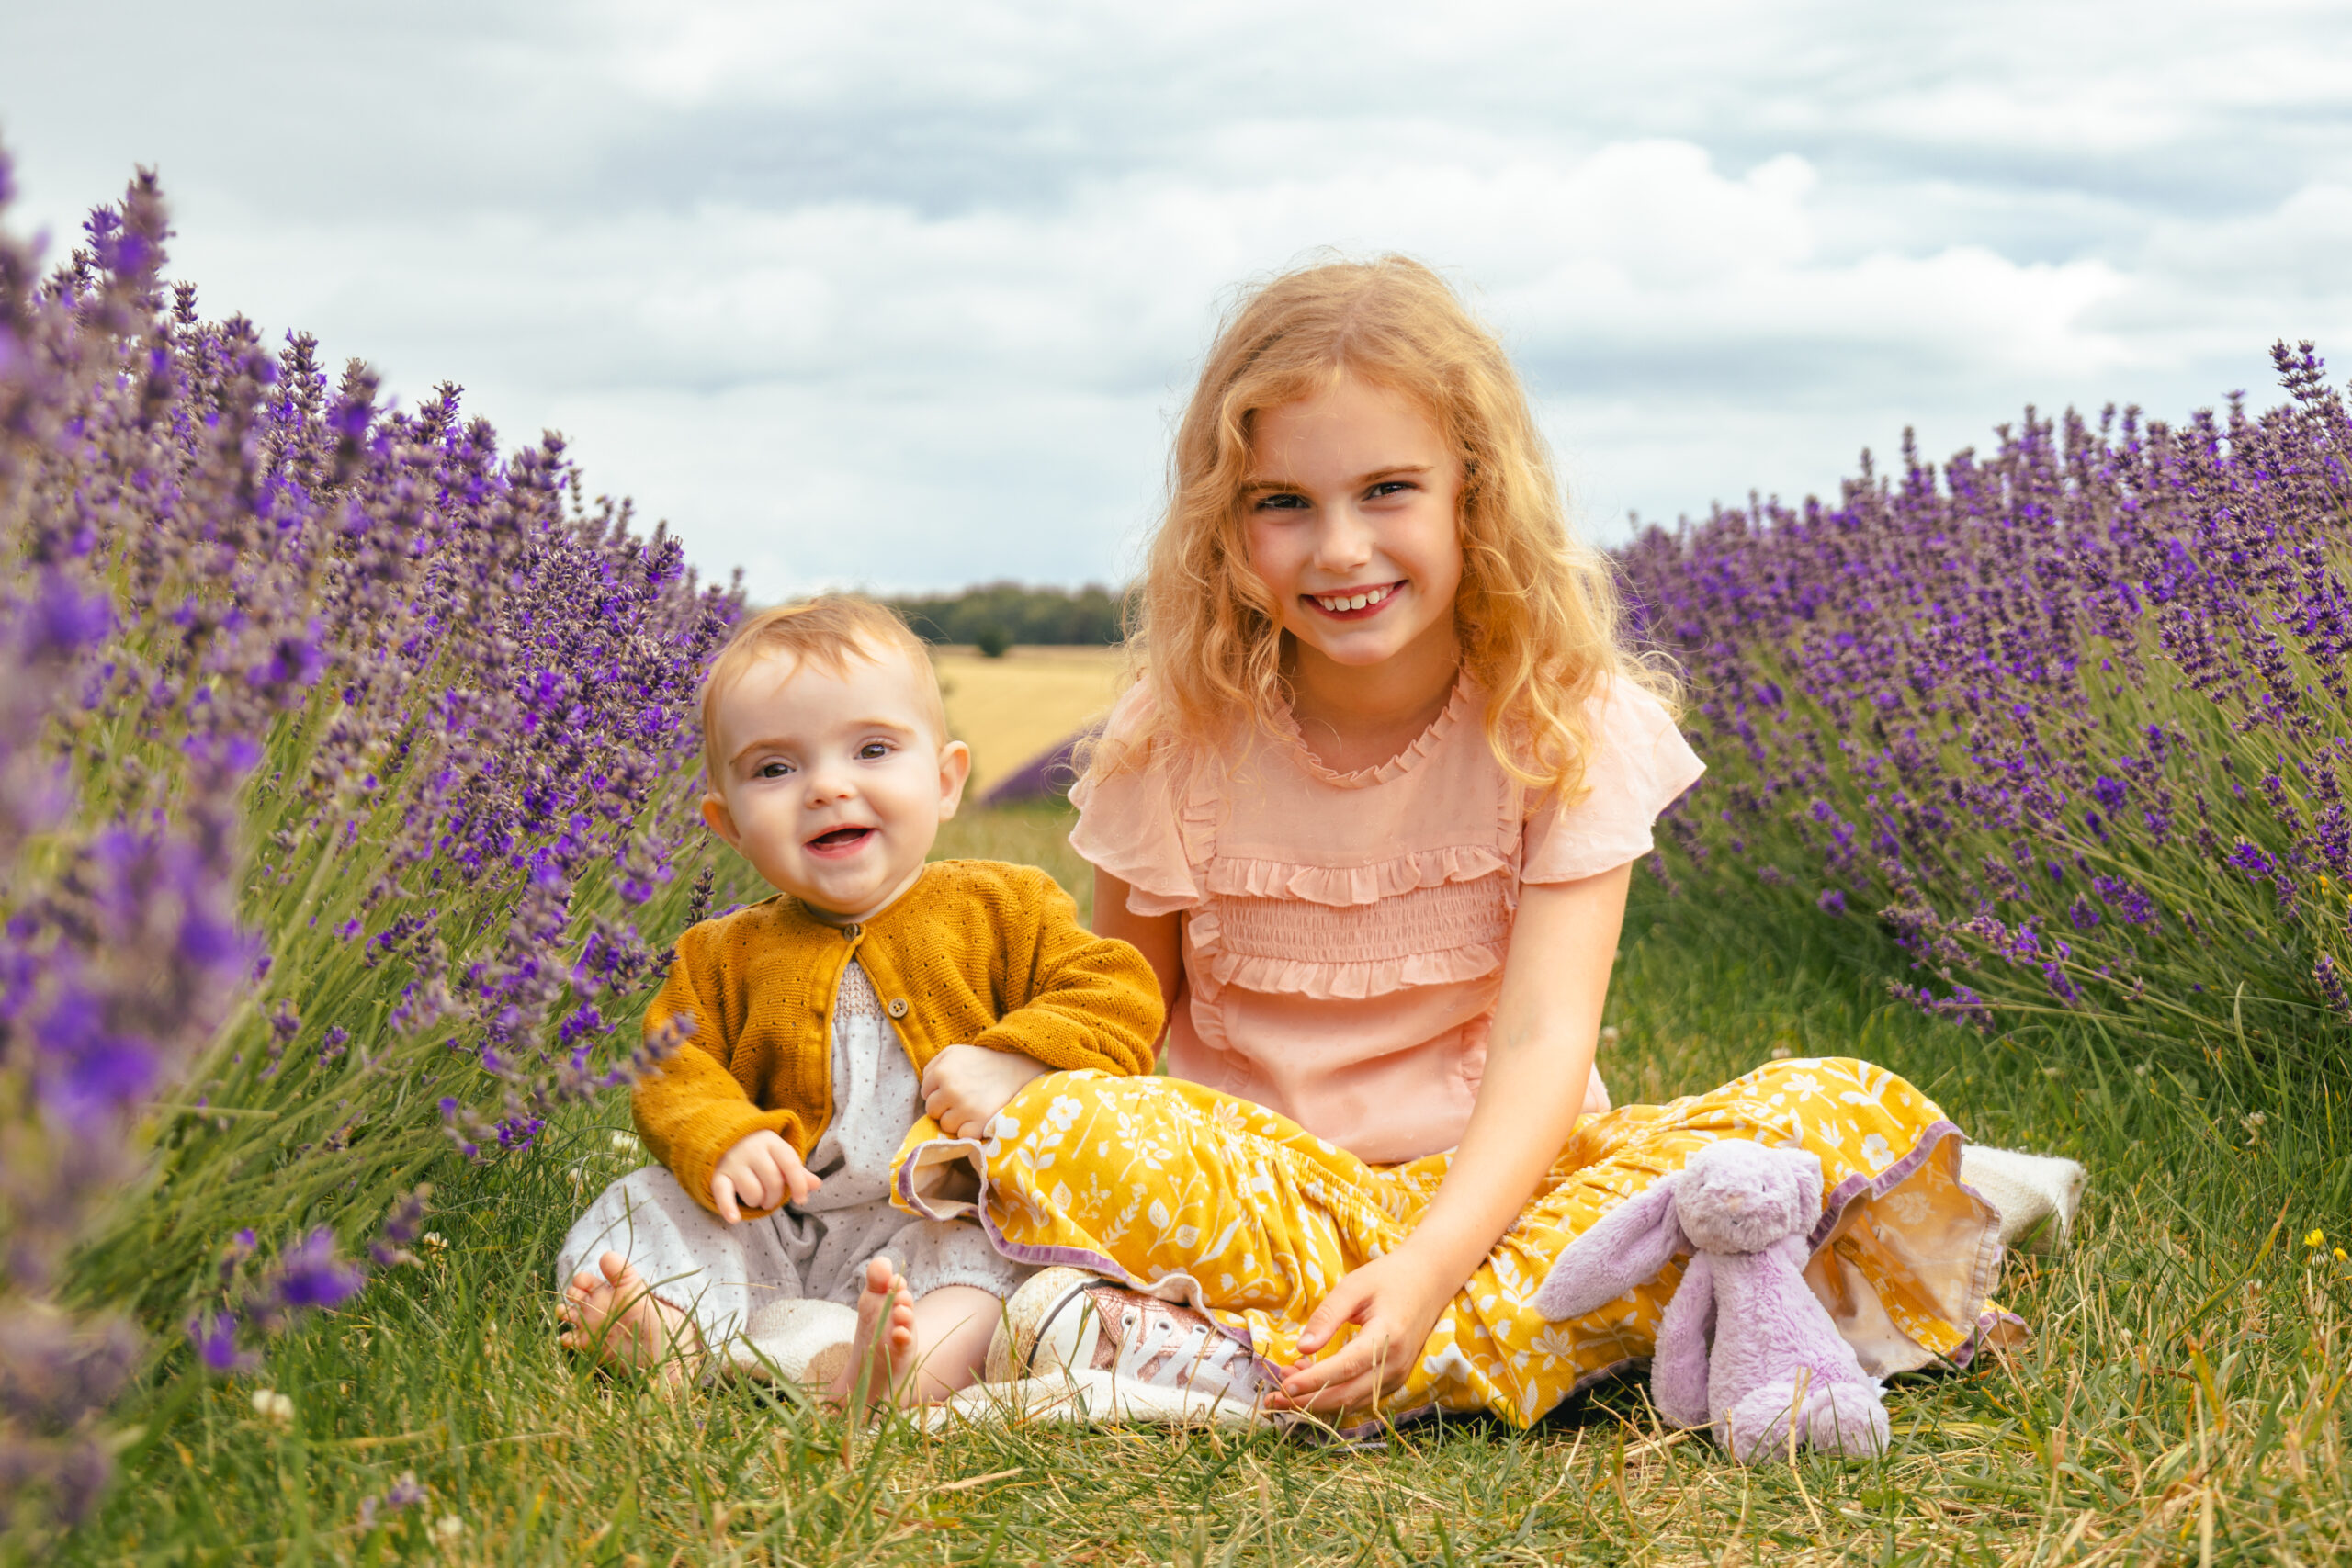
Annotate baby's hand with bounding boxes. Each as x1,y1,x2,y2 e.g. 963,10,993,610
1583,1065,1612,1117
921,1044,1049,1140
711,1130,820,1223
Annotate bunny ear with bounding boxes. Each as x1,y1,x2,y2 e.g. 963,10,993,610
1776,1145,1826,1216
1532,1174,1689,1321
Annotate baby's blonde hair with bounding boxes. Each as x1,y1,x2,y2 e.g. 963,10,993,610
1113,254,1674,803
699,596,944,787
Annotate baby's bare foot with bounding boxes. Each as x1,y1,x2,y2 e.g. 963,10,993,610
558,1250,703,1383
831,1257,917,1409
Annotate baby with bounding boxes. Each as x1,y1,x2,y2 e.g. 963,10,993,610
556,596,1162,1404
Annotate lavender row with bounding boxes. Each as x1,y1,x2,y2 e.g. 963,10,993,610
1620,345,2352,1074
0,162,744,1525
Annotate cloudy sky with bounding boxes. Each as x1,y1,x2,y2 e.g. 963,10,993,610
6,2,2349,599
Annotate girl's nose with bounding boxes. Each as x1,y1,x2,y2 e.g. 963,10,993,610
1311,508,1375,572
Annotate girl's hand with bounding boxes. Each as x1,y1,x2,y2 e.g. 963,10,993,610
922,1044,1050,1139
1271,1246,1459,1415
711,1130,820,1222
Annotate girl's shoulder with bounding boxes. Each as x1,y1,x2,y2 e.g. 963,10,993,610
1069,681,1205,913
1576,675,1702,800
1518,675,1706,884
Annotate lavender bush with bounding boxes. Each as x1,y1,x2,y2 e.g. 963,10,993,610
0,158,741,1526
1622,350,2352,1078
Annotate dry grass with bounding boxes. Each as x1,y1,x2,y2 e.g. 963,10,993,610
67,810,2352,1565
930,646,1128,796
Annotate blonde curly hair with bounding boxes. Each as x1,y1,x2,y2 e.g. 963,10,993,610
1102,254,1674,803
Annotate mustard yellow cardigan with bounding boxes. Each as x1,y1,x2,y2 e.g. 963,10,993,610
632,859,1163,1220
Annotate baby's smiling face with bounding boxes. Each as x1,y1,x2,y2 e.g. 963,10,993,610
699,641,969,922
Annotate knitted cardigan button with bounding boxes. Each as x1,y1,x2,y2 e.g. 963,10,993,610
886,998,909,1019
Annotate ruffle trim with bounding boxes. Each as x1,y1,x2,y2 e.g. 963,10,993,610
1188,904,1506,1001
1270,674,1478,789
1199,842,1511,908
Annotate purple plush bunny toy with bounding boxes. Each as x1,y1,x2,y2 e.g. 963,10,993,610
1531,1137,1890,1462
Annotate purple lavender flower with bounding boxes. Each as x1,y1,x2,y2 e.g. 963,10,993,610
1620,337,2352,1066
266,1228,366,1313
2319,953,2350,1015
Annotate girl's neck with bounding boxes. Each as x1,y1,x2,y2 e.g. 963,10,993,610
1283,621,1462,775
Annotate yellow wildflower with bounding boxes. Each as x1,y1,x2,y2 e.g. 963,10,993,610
2307,1229,2328,1248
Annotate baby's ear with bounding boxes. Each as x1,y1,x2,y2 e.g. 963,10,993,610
936,739,972,818
700,792,741,847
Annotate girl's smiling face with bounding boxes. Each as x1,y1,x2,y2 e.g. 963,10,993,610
1242,375,1464,681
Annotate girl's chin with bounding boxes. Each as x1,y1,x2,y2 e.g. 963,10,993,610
1291,628,1416,667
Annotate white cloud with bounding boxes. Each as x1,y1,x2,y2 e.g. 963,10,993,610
6,0,2352,597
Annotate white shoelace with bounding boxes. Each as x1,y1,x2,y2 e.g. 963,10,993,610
1094,1291,1266,1400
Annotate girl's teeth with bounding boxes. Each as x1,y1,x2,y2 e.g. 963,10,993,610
1320,585,1389,612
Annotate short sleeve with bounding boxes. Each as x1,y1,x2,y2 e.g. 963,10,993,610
1067,683,1202,917
1521,681,1706,885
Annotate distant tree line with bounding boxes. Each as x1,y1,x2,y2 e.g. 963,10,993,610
885,581,1128,656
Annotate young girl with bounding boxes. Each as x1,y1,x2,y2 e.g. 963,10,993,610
898,256,2008,1428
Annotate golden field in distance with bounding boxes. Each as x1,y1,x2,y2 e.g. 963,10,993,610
929,644,1128,797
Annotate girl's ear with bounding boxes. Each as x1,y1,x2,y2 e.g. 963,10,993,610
1532,1174,1689,1321
700,792,742,849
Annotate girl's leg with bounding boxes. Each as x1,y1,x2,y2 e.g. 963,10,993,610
1388,1056,2007,1426
913,1060,2005,1429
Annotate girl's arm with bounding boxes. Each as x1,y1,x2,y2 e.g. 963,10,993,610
1275,860,1631,1415
1091,868,1184,1020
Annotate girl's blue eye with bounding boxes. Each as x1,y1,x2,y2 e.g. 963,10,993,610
1367,479,1413,499
1256,492,1308,512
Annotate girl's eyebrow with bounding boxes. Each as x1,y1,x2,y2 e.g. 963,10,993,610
1239,464,1432,495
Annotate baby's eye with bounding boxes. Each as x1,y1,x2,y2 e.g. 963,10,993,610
758,761,794,780
857,741,893,761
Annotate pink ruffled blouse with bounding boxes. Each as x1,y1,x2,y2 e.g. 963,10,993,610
1069,676,1705,1166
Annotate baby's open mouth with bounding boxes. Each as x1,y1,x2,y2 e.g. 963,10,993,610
807,826,876,852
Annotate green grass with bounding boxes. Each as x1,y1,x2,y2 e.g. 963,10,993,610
60,808,2352,1565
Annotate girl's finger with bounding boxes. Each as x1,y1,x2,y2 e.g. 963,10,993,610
1294,1282,1368,1355
1288,1316,1392,1401
1281,1327,1381,1398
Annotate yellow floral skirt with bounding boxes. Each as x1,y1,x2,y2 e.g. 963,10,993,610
895,1057,2012,1428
